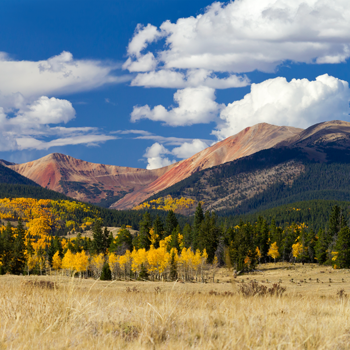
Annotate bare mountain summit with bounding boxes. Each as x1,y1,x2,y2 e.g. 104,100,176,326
112,123,302,209
5,123,302,208
7,153,175,205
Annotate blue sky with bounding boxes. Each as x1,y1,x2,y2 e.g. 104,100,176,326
1,0,350,169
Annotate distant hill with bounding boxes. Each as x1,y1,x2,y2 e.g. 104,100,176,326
146,120,350,216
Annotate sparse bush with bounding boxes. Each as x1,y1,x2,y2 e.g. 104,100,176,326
238,281,286,297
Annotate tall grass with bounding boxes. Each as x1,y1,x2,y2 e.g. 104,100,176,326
0,275,350,349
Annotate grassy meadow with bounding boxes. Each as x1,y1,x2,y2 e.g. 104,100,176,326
1,263,350,349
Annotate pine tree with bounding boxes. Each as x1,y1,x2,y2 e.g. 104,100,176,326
102,227,112,253
165,210,178,238
110,228,132,254
257,216,269,263
1,222,15,273
169,250,177,281
100,262,112,280
170,225,181,250
192,202,204,250
315,228,328,264
92,220,104,254
183,223,192,248
138,212,152,250
139,263,149,280
197,211,219,263
335,226,350,268
11,218,26,274
153,215,164,242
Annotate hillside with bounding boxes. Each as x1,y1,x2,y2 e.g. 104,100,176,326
7,153,176,207
112,123,302,209
0,163,39,186
5,124,302,209
146,120,350,216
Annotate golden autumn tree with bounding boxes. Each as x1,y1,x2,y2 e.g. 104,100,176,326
91,253,104,279
292,242,303,261
268,242,280,263
52,251,62,271
74,251,89,277
62,249,75,274
108,253,119,280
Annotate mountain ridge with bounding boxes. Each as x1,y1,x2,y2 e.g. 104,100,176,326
4,123,302,208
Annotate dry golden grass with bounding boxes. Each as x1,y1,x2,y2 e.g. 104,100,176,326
1,263,350,349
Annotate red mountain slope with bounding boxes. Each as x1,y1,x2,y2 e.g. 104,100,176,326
8,153,175,204
7,123,302,208
112,123,303,209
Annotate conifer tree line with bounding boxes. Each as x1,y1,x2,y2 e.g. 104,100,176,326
1,203,350,279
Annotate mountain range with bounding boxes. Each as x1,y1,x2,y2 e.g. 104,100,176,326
2,120,350,215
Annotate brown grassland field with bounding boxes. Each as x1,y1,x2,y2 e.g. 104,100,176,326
2,263,350,349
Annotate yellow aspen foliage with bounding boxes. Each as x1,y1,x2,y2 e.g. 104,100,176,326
292,242,303,258
52,251,62,270
91,253,105,278
133,195,198,213
117,250,131,279
256,247,262,259
131,248,148,273
178,234,184,249
147,245,170,275
149,228,159,246
27,254,39,272
62,249,75,272
268,242,280,262
108,253,118,279
74,251,89,273
61,238,68,250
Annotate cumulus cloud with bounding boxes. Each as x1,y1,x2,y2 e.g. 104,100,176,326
171,139,208,159
125,0,350,75
0,51,126,152
126,24,164,58
214,74,350,139
0,96,116,151
131,86,222,126
143,142,175,169
0,51,130,101
143,139,209,169
130,69,250,89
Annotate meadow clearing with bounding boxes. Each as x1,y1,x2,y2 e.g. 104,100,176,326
1,263,350,349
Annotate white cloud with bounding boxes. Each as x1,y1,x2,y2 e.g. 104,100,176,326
131,86,222,126
123,52,158,72
126,24,164,57
16,134,116,151
214,74,350,139
11,97,75,126
143,139,210,169
171,139,208,158
143,142,175,170
126,0,350,74
0,51,127,152
0,51,131,101
130,69,250,89
0,96,116,151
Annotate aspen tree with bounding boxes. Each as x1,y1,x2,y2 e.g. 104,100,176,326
74,251,89,277
268,242,280,263
62,249,75,274
52,251,62,271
